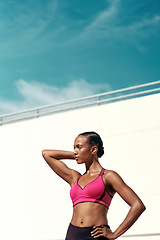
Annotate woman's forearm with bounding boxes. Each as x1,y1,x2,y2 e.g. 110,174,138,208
42,149,75,160
113,200,146,239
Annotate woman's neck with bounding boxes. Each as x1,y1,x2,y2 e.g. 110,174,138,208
85,160,102,173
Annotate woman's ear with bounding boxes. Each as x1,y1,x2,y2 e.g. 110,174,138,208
91,145,98,155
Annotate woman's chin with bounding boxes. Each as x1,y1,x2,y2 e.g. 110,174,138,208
76,160,83,165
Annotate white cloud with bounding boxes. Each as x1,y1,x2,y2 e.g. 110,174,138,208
85,0,119,32
0,0,60,58
0,100,21,115
67,0,160,51
0,79,111,115
113,14,160,35
67,0,120,44
111,14,160,51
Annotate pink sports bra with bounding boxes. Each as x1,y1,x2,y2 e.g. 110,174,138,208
70,168,112,209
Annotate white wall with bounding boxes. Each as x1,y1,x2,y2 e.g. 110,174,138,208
0,93,160,240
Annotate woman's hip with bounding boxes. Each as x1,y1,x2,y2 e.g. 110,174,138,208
65,223,109,240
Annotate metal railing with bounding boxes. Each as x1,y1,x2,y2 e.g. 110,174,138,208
0,80,160,126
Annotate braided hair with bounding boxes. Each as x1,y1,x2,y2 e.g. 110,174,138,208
78,131,104,158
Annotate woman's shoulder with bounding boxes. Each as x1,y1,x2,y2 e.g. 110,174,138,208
104,169,118,177
103,169,123,185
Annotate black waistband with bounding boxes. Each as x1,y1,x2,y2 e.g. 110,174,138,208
70,223,110,229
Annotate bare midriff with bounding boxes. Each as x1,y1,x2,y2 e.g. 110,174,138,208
71,202,108,227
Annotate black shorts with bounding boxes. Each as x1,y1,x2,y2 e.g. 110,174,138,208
65,223,109,240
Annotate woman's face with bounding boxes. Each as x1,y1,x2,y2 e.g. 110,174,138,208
74,135,93,164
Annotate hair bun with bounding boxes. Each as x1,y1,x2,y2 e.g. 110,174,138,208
97,146,104,158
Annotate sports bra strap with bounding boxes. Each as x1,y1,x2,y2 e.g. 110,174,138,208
99,168,105,176
77,175,81,181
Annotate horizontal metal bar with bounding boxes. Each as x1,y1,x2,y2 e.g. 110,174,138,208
0,101,98,124
1,80,160,119
0,81,160,125
1,87,160,125
99,87,160,104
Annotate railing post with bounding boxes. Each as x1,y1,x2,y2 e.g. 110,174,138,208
37,109,39,118
98,96,100,106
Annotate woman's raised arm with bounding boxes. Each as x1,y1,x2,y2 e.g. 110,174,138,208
42,149,80,186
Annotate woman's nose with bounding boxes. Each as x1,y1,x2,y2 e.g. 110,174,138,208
74,148,78,155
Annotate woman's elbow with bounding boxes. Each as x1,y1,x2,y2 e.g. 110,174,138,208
136,200,146,214
141,202,146,213
42,150,48,159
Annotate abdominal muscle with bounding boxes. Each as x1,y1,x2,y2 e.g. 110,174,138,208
71,202,109,227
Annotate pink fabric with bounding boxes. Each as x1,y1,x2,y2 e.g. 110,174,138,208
70,168,112,209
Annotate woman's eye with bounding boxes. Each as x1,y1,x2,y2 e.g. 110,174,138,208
74,145,82,150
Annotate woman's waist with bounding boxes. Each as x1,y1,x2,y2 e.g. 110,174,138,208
71,202,108,227
71,217,108,228
69,222,110,230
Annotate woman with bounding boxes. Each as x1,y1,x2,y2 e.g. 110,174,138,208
42,131,145,239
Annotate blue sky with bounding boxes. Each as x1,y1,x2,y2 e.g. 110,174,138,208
0,0,160,114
